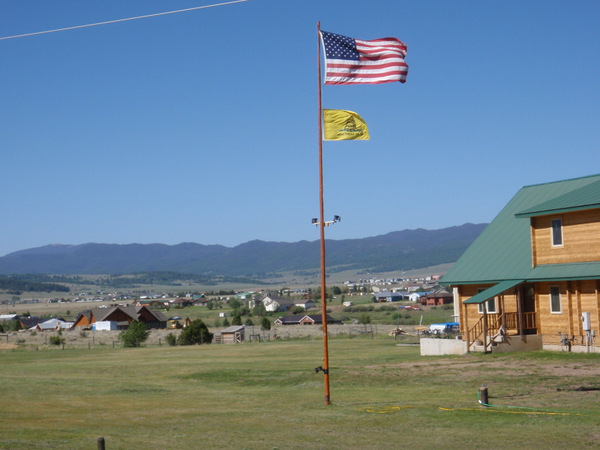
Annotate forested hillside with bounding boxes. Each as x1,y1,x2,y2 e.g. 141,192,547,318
0,223,487,276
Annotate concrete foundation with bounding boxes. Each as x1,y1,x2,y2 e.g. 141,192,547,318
489,334,543,353
420,337,468,356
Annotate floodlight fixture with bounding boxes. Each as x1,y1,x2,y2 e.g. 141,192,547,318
312,215,342,227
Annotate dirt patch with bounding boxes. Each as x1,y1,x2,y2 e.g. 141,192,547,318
0,342,18,350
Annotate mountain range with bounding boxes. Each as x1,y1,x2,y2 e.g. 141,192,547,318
0,223,487,276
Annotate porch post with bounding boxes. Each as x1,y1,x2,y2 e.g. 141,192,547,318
517,286,524,340
452,287,460,322
501,295,506,338
464,301,470,352
483,309,488,352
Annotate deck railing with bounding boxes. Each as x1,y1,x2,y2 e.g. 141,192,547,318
467,312,537,352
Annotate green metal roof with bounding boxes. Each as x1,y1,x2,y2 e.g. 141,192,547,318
515,179,600,218
442,173,600,285
526,261,600,281
462,280,523,304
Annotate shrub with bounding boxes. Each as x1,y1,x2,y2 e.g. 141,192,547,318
165,332,177,346
49,335,65,346
119,321,150,348
359,313,371,324
177,319,213,345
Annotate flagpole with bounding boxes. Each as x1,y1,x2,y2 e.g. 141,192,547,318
317,21,331,406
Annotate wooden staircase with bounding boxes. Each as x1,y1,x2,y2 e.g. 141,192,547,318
467,312,536,352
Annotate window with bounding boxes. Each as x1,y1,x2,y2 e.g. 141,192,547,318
477,289,498,314
550,286,561,313
551,218,563,246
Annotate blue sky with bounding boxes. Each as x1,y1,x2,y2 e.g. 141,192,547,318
1,0,599,257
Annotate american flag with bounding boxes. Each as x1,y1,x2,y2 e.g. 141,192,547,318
320,30,408,85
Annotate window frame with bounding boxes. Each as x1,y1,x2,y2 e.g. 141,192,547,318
551,218,563,247
550,286,562,314
477,289,498,314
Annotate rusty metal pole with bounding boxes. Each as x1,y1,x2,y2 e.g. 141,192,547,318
317,21,331,405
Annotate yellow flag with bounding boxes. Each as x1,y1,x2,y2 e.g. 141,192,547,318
323,109,370,141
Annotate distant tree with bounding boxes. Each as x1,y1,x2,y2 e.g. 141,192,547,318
206,300,215,310
252,301,267,317
119,321,150,348
332,286,342,296
7,320,22,332
244,318,254,326
290,305,305,314
232,314,242,326
228,298,242,310
222,317,230,327
359,313,371,324
312,291,321,301
177,319,213,345
260,317,271,331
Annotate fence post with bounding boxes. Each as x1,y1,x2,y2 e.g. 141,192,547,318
97,436,105,450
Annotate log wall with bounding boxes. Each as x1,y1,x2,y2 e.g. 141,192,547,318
532,209,600,265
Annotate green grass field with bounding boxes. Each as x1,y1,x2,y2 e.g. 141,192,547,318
1,336,599,449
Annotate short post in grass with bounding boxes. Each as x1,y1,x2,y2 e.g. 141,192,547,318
479,384,489,406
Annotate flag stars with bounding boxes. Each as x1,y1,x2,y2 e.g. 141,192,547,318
322,31,360,60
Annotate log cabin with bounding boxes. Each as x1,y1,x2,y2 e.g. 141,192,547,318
441,174,600,353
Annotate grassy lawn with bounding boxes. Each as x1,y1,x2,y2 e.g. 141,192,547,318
1,337,598,449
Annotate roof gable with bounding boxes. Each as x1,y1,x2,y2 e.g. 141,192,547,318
442,174,600,285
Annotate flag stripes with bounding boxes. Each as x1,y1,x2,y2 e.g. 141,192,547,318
320,30,408,85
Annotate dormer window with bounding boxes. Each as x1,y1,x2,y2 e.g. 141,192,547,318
551,218,563,247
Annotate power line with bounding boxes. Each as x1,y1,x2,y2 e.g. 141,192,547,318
0,0,249,41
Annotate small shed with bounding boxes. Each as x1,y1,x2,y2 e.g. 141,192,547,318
220,325,246,344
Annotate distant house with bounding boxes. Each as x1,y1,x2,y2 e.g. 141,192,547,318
134,299,162,308
73,305,166,330
374,291,406,302
293,300,316,310
274,314,338,326
171,298,194,308
421,291,453,306
192,295,207,306
20,316,45,329
257,293,297,312
409,292,427,302
0,314,19,322
32,318,73,331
